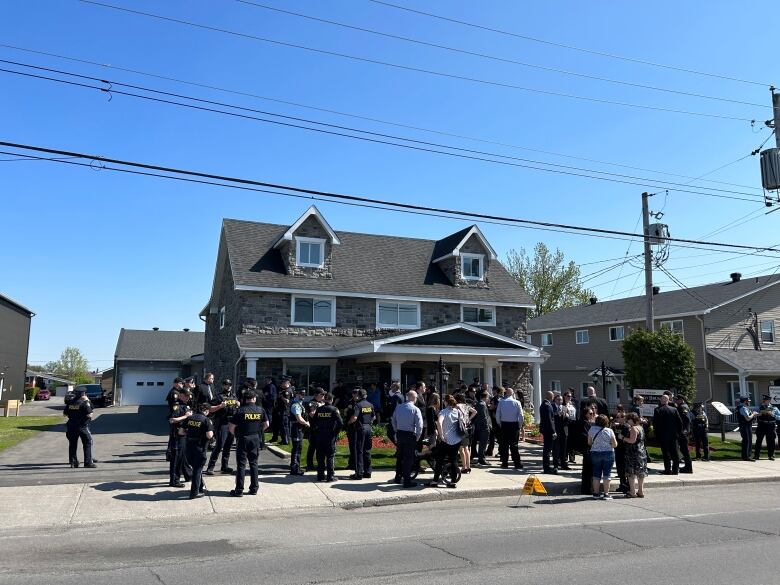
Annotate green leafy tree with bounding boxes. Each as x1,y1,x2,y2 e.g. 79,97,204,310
621,328,697,402
505,243,593,318
44,347,90,383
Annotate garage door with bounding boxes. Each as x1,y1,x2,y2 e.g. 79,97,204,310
120,370,179,405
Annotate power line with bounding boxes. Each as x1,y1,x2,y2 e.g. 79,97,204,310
0,42,764,192
368,0,771,87
236,0,768,109
77,0,760,123
1,62,768,205
3,139,779,256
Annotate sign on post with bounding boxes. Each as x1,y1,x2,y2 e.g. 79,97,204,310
768,386,780,405
710,401,732,416
632,389,667,417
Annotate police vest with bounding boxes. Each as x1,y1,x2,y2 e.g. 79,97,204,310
216,394,240,421
185,413,212,446
758,405,777,424
66,402,91,427
692,413,708,429
736,406,750,425
356,400,374,426
315,405,341,435
234,406,265,436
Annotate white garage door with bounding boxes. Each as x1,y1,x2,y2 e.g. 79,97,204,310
120,370,180,405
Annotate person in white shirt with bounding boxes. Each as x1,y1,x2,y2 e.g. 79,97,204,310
495,387,524,470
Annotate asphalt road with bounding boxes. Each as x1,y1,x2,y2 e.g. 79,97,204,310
0,482,777,585
0,404,285,487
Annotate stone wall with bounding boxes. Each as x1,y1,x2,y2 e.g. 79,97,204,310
204,256,241,384
501,362,531,393
279,216,334,279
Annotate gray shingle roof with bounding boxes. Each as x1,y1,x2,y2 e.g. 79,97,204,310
708,348,780,373
528,274,780,332
115,329,205,361
222,219,533,305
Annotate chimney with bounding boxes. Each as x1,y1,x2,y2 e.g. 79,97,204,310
183,328,190,332
653,286,660,295
152,327,159,331
589,297,597,305
730,272,742,283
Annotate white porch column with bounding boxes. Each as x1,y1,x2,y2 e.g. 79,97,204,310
329,360,337,391
532,362,542,423
738,370,748,399
389,359,404,382
246,357,257,380
484,359,495,387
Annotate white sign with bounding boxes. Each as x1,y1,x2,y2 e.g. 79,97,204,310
633,389,667,418
768,386,780,405
710,401,732,416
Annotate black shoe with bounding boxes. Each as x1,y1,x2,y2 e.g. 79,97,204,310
478,460,488,466
289,470,305,476
514,464,524,470
70,462,79,468
363,473,372,479
461,468,471,474
560,464,571,470
390,477,402,484
348,474,363,480
317,476,326,482
170,481,185,488
403,482,418,488
248,488,258,495
500,464,509,469
84,463,97,468
325,477,335,483
544,468,558,475
220,467,234,474
165,452,171,462
770,456,776,461
189,493,205,500
205,468,215,476
229,490,243,497
680,468,693,474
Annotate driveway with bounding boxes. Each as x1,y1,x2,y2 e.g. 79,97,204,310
0,405,286,487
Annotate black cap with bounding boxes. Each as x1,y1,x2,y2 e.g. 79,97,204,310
293,387,305,395
222,378,232,385
174,377,184,384
674,395,686,402
75,388,87,396
245,377,256,384
281,375,291,381
358,388,367,399
184,376,195,384
762,394,771,400
739,395,750,402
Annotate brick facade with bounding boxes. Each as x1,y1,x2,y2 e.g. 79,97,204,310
280,216,334,279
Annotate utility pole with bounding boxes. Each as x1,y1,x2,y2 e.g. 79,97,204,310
642,192,654,331
773,88,780,148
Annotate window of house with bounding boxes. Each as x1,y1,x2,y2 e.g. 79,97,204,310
541,333,553,346
609,326,624,341
461,305,496,326
157,382,165,386
576,329,589,344
727,381,757,406
581,382,591,397
461,253,484,280
284,363,332,395
660,320,684,336
550,380,561,393
761,320,775,343
295,237,325,268
146,382,154,386
219,306,226,330
526,335,533,344
136,381,144,386
292,295,336,326
377,301,420,329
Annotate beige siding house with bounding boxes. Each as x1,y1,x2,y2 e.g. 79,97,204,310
528,273,780,409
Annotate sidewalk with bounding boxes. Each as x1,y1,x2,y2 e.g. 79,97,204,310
5,444,780,531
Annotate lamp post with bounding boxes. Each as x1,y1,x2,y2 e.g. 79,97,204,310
430,357,450,403
591,361,613,402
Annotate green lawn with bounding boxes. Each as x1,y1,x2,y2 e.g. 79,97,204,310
646,437,743,461
274,439,397,470
0,417,61,452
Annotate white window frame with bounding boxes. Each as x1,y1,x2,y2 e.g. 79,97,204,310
541,332,553,346
291,295,336,327
609,326,625,342
550,380,561,393
760,320,775,344
576,329,589,344
580,382,591,398
295,236,326,268
727,381,757,406
376,300,421,330
460,304,496,326
660,319,684,336
461,253,485,281
219,306,226,330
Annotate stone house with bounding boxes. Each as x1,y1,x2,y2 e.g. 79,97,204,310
201,206,546,405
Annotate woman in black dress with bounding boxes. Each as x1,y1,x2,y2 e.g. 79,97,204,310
580,408,595,494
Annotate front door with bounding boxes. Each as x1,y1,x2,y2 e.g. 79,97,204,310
401,368,424,392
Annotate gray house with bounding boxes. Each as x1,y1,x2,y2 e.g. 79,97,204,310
528,272,780,408
201,206,546,404
0,292,34,402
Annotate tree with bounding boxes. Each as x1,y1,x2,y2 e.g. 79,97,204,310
44,347,90,383
621,328,697,402
505,243,593,318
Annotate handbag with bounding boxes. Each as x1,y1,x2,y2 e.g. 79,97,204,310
455,408,468,438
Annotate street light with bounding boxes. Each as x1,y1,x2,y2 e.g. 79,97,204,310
591,361,613,401
430,356,450,403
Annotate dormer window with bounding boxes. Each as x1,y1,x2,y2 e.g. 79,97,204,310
461,253,484,280
296,237,325,268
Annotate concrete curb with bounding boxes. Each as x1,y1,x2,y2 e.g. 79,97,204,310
265,445,290,459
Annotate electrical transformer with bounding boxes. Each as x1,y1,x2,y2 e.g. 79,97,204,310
761,147,780,191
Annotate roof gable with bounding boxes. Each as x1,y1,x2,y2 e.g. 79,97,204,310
272,205,341,249
432,225,497,263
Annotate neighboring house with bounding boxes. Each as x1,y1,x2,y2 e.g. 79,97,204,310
25,371,76,396
528,272,780,409
100,367,114,396
113,328,205,406
0,292,34,401
201,206,546,407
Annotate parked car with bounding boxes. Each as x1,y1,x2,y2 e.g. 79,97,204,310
74,384,107,407
34,388,51,401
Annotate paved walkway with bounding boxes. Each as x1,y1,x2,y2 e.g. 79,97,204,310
4,442,779,531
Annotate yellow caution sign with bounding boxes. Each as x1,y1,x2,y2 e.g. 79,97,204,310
521,475,547,495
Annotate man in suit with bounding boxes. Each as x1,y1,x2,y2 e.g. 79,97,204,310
539,391,558,474
582,386,609,417
653,394,683,474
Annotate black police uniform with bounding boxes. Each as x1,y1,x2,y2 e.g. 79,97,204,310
262,380,277,429
306,400,321,470
676,401,693,473
344,397,358,471
754,401,778,460
184,412,213,498
736,402,754,460
273,393,291,444
314,403,343,481
353,399,375,479
165,386,180,461
289,397,306,474
691,407,710,460
169,399,193,486
231,404,266,494
65,398,94,466
207,391,240,473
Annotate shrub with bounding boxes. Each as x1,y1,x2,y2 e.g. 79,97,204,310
372,423,389,439
25,387,39,401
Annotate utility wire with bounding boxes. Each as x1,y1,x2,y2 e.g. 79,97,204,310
368,0,771,87
236,0,767,109
2,139,778,256
1,62,767,205
77,0,760,122
0,42,764,192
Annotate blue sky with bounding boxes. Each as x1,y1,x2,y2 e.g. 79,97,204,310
1,0,776,369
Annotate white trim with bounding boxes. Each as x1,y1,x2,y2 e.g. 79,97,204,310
541,332,553,347
528,318,643,333
660,319,684,336
291,294,336,327
370,322,538,350
295,236,326,268
461,253,485,281
609,326,625,342
272,205,341,248
233,284,533,308
575,329,589,344
760,320,775,344
460,304,497,327
376,299,421,330
432,225,498,263
703,279,780,314
218,306,226,330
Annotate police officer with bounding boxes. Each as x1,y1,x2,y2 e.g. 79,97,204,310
205,379,240,476
385,380,404,445
306,388,325,472
674,395,693,473
736,395,757,461
754,394,780,460
274,389,291,445
261,375,277,433
289,387,310,475
229,390,269,496
168,388,194,487
344,388,360,471
348,389,375,480
691,402,710,461
64,388,96,468
314,393,343,482
184,402,214,499
165,377,185,462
